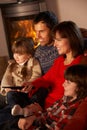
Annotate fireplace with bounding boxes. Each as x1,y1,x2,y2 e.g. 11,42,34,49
1,0,47,58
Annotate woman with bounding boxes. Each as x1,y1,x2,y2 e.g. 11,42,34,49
19,21,86,109
18,64,87,130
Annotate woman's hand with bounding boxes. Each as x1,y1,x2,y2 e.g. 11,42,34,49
21,82,33,93
18,115,36,130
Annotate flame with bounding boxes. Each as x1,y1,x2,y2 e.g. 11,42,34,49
14,20,36,39
10,19,39,48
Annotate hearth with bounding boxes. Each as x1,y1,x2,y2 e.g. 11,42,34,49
0,0,47,58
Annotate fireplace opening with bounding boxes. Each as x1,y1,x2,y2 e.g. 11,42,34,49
3,15,37,58
1,0,46,58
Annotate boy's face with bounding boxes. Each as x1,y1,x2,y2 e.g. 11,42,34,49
13,53,30,64
63,79,78,100
34,21,51,46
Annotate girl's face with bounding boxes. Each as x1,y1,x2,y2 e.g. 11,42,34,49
54,32,71,55
63,79,78,100
13,53,30,64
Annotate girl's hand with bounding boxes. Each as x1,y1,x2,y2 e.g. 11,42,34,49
18,115,36,130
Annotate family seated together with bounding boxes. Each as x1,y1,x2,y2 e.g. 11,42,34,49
0,11,87,130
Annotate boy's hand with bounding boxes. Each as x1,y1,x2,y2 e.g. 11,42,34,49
18,115,36,130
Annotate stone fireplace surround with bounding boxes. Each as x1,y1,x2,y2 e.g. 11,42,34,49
0,0,47,81
1,0,46,56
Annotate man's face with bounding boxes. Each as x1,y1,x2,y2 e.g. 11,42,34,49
34,21,51,46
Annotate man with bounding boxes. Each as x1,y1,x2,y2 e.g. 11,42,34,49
33,11,59,74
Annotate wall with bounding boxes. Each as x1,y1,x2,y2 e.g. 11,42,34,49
45,0,87,28
0,9,9,56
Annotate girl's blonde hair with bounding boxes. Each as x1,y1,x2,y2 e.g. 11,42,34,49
12,37,35,56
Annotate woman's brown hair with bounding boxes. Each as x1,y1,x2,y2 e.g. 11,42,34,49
53,21,84,57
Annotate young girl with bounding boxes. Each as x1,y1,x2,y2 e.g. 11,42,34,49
0,37,42,108
18,64,87,130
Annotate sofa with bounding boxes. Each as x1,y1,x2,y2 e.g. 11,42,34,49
0,28,87,130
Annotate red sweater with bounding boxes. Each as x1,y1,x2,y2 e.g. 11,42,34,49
32,55,83,108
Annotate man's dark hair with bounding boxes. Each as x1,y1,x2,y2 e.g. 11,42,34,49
33,11,58,30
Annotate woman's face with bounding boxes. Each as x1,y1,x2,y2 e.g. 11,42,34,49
54,32,71,55
63,79,78,100
13,53,30,64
